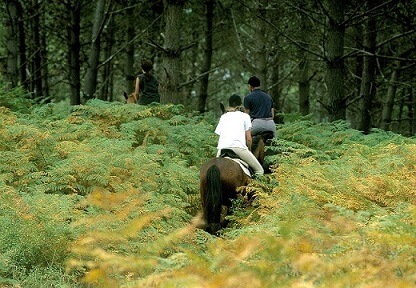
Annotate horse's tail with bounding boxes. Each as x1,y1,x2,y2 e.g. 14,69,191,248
205,165,222,228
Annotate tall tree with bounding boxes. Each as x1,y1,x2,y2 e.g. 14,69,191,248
198,0,214,113
4,0,19,87
381,60,400,131
100,14,115,101
323,0,346,121
407,87,414,135
124,1,136,95
297,2,312,116
83,0,107,102
65,0,81,105
28,0,45,100
14,0,27,90
39,2,49,101
160,0,187,104
357,0,378,134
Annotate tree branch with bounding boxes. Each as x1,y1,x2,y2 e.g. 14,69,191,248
176,68,217,90
97,13,164,68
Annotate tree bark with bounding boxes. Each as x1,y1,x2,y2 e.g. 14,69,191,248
16,0,27,90
256,0,268,91
324,0,346,121
101,15,114,101
198,0,214,113
4,0,19,87
358,0,378,134
124,2,136,95
31,0,44,100
83,0,106,102
66,0,81,105
269,43,281,121
40,6,50,102
407,87,414,136
381,61,400,131
298,8,310,116
160,0,186,104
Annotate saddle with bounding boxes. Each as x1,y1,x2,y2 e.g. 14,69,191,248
219,149,253,176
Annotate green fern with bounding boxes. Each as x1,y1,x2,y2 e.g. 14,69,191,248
1,92,416,287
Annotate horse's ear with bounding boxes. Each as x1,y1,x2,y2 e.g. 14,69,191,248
220,103,225,114
123,91,128,100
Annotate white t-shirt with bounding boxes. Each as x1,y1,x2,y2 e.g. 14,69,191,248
215,111,252,150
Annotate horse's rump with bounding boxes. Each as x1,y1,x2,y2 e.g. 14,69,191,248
200,157,249,234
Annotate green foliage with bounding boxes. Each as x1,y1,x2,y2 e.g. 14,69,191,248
0,186,76,285
0,85,34,114
1,96,415,287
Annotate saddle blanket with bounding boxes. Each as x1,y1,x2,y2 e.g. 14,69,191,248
225,157,252,177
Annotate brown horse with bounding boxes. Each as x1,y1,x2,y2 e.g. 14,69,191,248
123,91,137,104
199,132,272,234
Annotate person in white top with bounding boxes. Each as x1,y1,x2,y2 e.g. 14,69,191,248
215,94,264,177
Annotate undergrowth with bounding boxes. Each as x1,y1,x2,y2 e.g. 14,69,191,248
0,88,415,287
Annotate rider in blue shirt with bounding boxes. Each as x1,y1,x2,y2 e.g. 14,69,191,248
243,76,277,138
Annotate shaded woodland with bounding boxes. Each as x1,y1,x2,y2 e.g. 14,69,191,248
1,0,416,135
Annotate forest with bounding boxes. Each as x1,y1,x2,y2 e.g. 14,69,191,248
1,0,415,135
0,0,416,287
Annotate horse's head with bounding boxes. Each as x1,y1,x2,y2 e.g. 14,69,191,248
123,92,137,104
220,103,225,114
252,131,275,173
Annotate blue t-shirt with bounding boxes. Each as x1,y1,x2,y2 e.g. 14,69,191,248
243,89,274,119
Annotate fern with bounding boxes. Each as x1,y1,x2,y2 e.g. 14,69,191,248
0,84,34,114
2,93,416,287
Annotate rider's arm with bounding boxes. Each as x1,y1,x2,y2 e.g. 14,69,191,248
246,129,252,151
134,77,140,101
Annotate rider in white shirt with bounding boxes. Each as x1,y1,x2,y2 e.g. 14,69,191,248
215,94,264,177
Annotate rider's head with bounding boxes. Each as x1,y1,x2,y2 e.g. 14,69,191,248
141,59,153,73
248,76,260,90
229,94,242,108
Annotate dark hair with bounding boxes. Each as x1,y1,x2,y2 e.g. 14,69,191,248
248,76,260,87
141,59,153,73
229,94,242,107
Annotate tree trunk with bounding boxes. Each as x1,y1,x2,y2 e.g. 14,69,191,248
160,0,186,104
398,92,404,133
258,0,269,91
66,0,81,105
198,0,214,113
381,61,400,131
270,32,282,121
407,87,414,136
324,0,346,121
298,58,310,116
83,0,106,102
40,7,50,102
16,0,27,90
4,0,19,87
358,0,377,134
348,24,363,128
32,0,44,100
101,15,114,101
298,9,310,116
124,1,136,95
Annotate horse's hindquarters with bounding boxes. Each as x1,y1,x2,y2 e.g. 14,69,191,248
199,157,249,234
